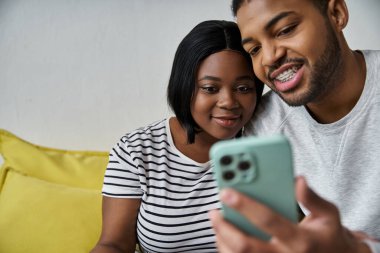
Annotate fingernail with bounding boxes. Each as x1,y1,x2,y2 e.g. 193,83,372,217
220,189,238,206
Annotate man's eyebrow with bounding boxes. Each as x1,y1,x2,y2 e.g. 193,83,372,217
242,37,253,46
198,76,221,82
242,11,295,46
265,11,295,31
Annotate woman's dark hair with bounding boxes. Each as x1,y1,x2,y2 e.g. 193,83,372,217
231,0,329,17
167,20,264,144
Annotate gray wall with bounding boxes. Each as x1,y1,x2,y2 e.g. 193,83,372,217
0,0,379,151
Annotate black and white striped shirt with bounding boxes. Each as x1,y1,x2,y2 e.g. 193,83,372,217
102,119,220,253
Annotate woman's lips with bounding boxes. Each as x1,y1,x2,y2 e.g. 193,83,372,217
213,116,241,128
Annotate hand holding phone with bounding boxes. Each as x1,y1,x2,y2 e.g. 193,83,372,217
210,134,298,240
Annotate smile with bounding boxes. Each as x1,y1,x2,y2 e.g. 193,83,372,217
213,116,241,128
275,66,301,83
270,64,304,92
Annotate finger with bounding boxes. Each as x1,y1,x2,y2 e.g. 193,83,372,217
219,188,298,241
209,209,270,253
214,232,237,253
296,176,339,220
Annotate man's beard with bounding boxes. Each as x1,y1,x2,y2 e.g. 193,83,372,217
275,22,343,107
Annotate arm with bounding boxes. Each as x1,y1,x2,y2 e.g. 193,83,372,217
90,196,141,253
209,176,374,253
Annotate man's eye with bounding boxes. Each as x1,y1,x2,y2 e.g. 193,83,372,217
200,86,218,93
277,24,297,37
249,46,261,57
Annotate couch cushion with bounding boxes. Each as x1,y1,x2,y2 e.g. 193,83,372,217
0,168,102,253
0,129,109,252
0,129,108,190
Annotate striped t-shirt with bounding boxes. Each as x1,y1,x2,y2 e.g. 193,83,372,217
102,118,220,253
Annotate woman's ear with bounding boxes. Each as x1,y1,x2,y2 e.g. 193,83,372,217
327,0,349,31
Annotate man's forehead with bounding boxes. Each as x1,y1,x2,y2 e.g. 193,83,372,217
236,0,312,44
236,0,309,24
237,0,310,14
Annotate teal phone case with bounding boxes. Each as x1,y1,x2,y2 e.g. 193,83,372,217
210,135,298,241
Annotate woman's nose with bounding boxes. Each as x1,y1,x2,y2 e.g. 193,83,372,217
217,91,239,109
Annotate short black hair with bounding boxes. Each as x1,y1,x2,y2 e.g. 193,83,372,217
167,20,263,144
231,0,329,17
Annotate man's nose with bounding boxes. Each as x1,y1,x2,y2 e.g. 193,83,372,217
261,43,286,68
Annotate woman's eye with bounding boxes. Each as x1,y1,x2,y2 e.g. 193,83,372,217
236,85,254,93
200,86,218,93
277,24,297,37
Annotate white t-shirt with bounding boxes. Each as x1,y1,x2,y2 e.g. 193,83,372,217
102,119,220,253
246,50,380,251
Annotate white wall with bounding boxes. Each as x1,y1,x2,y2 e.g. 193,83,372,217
0,0,379,151
345,0,380,50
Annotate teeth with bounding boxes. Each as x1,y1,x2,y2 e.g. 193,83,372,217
275,66,299,82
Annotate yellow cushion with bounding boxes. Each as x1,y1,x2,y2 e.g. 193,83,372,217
0,129,108,189
0,129,109,253
0,168,102,253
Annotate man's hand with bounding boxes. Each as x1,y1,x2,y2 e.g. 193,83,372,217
209,176,372,253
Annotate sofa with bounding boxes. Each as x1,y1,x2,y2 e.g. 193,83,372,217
0,129,109,253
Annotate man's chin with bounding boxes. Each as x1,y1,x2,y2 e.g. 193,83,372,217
276,90,311,107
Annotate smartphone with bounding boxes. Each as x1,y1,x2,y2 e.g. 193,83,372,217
210,134,298,241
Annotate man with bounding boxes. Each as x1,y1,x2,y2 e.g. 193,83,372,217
209,0,380,252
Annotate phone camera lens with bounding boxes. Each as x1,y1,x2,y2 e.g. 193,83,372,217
220,155,232,165
223,171,235,181
238,161,250,171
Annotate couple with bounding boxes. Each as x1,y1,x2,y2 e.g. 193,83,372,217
92,0,380,252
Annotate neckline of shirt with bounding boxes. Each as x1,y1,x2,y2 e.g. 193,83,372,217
165,118,211,168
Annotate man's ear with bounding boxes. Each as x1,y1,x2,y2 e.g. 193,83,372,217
327,0,349,31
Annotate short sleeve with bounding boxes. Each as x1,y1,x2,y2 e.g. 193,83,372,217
101,140,143,198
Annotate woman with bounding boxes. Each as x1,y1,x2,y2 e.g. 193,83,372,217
91,20,263,253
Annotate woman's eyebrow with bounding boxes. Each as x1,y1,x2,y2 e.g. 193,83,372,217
236,76,254,81
198,76,221,82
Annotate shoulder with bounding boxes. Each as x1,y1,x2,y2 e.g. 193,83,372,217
115,119,169,152
121,119,167,142
361,50,380,90
362,50,380,68
362,49,380,57
258,91,288,114
245,91,302,135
